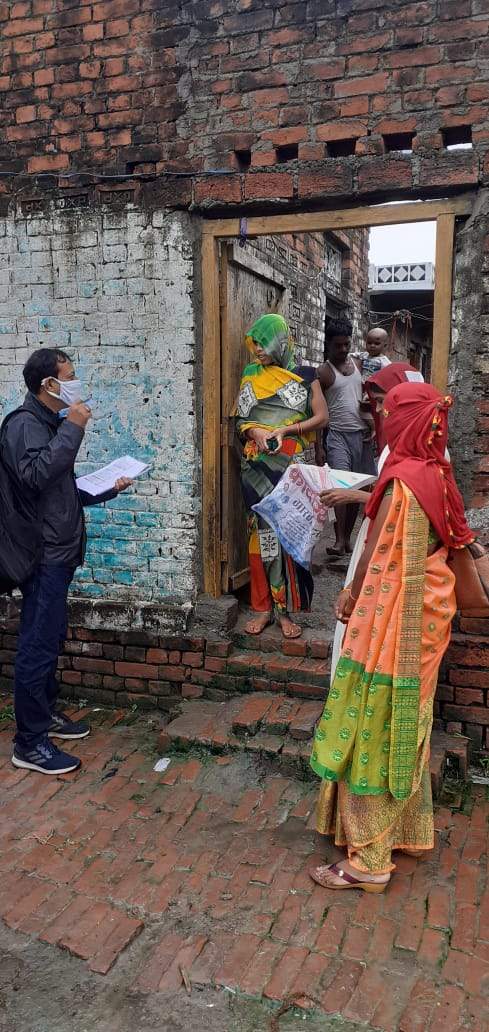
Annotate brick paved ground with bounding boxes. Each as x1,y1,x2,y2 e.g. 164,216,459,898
1,698,488,1032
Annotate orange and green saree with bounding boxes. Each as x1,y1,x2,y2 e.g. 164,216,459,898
310,479,456,873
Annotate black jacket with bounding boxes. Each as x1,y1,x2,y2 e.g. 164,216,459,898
1,393,116,567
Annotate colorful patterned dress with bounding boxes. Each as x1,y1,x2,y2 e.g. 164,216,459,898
310,479,456,873
236,314,314,616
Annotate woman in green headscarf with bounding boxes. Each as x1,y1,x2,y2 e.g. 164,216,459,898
236,314,328,639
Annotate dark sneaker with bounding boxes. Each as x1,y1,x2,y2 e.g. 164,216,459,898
12,740,81,775
48,710,90,741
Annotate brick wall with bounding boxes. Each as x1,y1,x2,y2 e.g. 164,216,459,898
0,1,486,206
439,616,489,752
248,228,369,366
0,200,200,606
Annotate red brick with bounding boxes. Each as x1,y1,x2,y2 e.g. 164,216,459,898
232,695,273,735
158,935,208,990
39,894,91,946
395,900,424,952
429,984,465,1032
3,879,55,931
27,153,69,172
358,156,413,192
367,916,396,964
443,948,469,986
214,933,262,989
16,104,36,123
262,125,307,147
4,16,44,35
270,894,302,942
444,704,489,725
114,662,158,679
334,72,388,99
321,958,363,1015
301,166,354,196
263,945,308,1001
427,886,451,930
182,651,203,668
451,902,478,951
455,686,484,706
449,668,489,688
342,923,371,961
206,640,232,658
136,932,185,991
385,45,441,68
314,906,349,954
344,967,388,1024
317,119,367,142
399,976,439,1032
418,927,447,967
244,173,293,200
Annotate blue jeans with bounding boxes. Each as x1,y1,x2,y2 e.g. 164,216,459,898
14,564,75,749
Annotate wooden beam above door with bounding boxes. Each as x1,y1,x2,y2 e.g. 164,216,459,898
201,195,473,239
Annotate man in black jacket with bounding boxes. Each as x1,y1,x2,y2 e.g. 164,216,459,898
2,348,131,775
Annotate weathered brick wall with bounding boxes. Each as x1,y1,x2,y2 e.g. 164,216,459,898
248,228,369,366
0,0,486,205
0,200,200,606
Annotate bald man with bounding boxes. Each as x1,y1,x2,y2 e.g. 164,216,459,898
356,327,391,381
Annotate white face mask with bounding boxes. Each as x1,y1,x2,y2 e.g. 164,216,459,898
43,377,83,407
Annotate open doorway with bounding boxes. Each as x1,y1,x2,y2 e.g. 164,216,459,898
202,198,471,617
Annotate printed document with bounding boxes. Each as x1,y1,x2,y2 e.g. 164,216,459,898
76,455,150,496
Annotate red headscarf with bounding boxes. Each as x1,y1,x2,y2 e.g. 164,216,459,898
365,362,424,451
365,382,474,550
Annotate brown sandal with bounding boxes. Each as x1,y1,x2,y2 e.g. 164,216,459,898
310,862,389,894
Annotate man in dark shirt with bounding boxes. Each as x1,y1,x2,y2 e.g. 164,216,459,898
2,348,131,775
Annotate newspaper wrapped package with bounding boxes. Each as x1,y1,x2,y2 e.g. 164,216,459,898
252,464,334,571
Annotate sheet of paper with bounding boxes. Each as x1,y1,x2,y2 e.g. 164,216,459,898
76,455,150,496
327,467,377,490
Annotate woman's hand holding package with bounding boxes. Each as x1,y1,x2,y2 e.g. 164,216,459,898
321,487,371,508
248,427,273,452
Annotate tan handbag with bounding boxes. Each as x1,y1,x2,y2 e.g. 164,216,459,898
447,540,489,616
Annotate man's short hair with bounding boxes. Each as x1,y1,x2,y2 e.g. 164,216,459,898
325,318,353,343
23,348,71,394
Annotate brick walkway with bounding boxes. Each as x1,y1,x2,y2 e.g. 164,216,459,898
1,699,488,1031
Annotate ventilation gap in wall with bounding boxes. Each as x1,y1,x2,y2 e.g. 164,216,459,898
234,148,251,170
275,143,299,162
327,138,357,157
382,132,415,154
442,125,473,151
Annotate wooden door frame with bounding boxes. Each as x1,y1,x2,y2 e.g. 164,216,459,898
201,196,473,598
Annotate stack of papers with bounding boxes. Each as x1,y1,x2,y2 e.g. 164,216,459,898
76,455,150,496
327,467,377,490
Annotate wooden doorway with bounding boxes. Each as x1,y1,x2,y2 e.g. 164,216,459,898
220,242,286,593
202,197,473,599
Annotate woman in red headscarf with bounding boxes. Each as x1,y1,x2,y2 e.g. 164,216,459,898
322,363,427,683
310,383,473,892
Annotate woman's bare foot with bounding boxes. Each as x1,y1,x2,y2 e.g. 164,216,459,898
310,859,390,893
278,615,302,639
245,612,272,635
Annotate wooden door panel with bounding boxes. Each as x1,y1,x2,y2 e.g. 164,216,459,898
220,242,286,592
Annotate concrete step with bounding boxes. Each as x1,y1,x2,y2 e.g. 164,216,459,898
158,693,470,797
231,614,333,660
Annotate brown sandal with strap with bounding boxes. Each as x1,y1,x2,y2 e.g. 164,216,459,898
310,862,390,894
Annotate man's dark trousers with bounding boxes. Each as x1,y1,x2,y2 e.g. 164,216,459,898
14,564,75,750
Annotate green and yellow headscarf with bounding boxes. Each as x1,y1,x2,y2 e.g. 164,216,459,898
245,314,295,371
